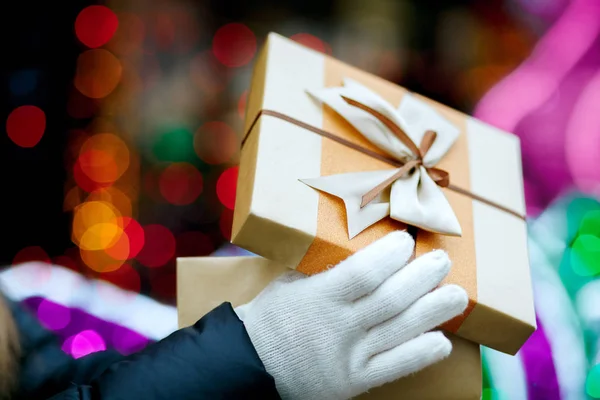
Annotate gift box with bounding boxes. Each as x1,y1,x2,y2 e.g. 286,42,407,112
231,32,535,355
177,256,482,400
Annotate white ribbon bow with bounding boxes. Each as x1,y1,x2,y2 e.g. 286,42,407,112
300,78,462,239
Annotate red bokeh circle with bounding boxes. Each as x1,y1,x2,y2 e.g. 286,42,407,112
75,6,119,48
6,106,46,148
212,23,257,67
216,167,238,210
136,225,176,268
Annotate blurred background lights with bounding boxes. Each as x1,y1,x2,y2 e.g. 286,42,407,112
74,49,122,99
152,127,195,162
135,225,176,268
81,134,130,179
37,300,71,331
75,149,119,189
79,223,123,252
194,121,238,165
104,217,144,260
75,5,119,48
72,201,120,247
587,364,600,398
80,247,124,273
6,105,46,148
66,330,106,359
216,166,238,210
212,23,257,67
9,69,39,96
87,187,132,219
159,162,203,205
578,210,600,237
570,234,600,277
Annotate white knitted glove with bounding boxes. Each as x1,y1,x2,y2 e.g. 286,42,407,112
234,231,468,400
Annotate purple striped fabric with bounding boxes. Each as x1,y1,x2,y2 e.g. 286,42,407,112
22,296,151,358
520,317,561,400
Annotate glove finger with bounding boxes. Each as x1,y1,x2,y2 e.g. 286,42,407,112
319,231,414,301
361,285,467,357
355,250,451,328
362,331,452,390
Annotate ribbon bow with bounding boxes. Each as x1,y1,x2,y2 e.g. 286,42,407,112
300,78,462,239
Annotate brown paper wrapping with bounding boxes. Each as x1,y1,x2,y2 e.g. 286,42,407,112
177,256,482,400
232,32,535,355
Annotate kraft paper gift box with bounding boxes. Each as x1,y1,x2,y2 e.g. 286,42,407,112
177,256,482,400
232,32,536,355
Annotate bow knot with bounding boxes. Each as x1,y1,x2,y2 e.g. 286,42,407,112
341,96,450,208
301,78,462,238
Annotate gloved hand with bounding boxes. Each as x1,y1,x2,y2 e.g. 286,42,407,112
234,231,468,400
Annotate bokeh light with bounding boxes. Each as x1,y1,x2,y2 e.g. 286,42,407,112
65,330,106,359
6,105,46,148
72,201,120,248
81,133,130,179
579,210,600,237
176,231,214,257
152,127,195,162
587,364,600,398
80,247,124,273
105,217,144,260
159,162,203,205
212,23,257,67
74,150,119,191
570,234,600,277
75,6,119,49
74,49,122,99
87,187,132,219
37,300,71,331
194,121,238,165
291,33,331,54
9,69,39,96
136,225,176,268
80,223,123,251
216,166,238,210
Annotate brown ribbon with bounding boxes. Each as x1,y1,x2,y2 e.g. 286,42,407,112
242,107,526,221
340,96,450,208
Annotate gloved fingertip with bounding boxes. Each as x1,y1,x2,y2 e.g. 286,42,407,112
440,284,469,313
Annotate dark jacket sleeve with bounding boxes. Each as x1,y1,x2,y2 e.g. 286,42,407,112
14,301,281,400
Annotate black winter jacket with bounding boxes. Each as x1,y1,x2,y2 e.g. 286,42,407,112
9,300,281,399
